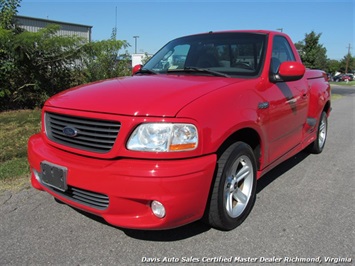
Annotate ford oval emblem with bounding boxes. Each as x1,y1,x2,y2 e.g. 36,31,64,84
63,126,78,137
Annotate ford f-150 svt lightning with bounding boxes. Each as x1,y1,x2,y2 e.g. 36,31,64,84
28,30,331,230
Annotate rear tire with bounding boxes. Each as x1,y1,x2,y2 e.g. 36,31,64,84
309,111,328,154
205,142,257,230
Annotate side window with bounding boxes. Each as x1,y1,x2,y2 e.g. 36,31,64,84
271,36,296,73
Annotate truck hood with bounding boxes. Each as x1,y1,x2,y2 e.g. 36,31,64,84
45,75,242,117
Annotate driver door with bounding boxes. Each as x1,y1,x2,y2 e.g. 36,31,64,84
266,35,309,163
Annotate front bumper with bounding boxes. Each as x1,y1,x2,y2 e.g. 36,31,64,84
28,133,216,230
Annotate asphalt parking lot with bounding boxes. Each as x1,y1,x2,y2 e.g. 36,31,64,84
0,86,354,265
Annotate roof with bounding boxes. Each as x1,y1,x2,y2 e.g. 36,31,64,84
15,15,93,29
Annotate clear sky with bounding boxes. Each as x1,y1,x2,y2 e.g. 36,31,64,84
18,0,354,60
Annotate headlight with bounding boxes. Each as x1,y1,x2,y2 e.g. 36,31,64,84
127,123,198,152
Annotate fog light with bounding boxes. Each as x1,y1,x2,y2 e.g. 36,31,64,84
151,200,166,218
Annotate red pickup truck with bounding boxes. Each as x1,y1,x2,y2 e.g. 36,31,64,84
28,30,331,231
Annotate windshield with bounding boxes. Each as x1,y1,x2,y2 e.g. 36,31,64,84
143,32,267,77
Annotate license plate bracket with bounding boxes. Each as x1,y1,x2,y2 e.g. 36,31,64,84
40,161,68,192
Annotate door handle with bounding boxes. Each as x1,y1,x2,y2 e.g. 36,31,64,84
301,90,308,99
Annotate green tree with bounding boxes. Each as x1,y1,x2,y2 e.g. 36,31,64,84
141,52,152,65
339,54,355,73
325,59,341,75
0,0,20,29
1,24,87,109
296,31,327,70
0,2,131,110
0,0,20,103
79,37,130,83
0,28,14,100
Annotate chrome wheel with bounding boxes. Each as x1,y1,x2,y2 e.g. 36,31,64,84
318,113,327,149
223,155,254,218
308,111,328,154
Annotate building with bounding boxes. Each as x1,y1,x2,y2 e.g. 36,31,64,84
14,15,92,42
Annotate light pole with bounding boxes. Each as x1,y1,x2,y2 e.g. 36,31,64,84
133,36,139,54
277,28,283,32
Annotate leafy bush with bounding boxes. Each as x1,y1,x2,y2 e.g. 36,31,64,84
1,25,81,109
1,21,130,110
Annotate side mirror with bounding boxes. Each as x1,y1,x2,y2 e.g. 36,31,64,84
132,64,143,75
270,61,305,82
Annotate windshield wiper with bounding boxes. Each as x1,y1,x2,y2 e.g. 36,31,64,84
134,68,157,75
167,67,230,78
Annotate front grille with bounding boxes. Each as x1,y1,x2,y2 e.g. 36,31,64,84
45,112,121,153
51,185,109,210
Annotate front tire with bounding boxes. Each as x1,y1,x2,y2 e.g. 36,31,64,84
205,142,257,230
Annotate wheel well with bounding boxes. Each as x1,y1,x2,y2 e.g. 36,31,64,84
217,128,261,169
324,100,331,115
